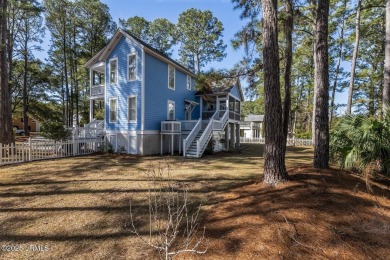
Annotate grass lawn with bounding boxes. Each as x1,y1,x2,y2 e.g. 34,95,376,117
0,144,389,259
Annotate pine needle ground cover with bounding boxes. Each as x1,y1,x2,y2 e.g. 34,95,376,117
0,144,389,259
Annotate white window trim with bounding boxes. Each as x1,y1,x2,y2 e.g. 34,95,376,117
167,100,175,120
128,95,137,123
109,58,118,85
127,53,137,82
168,65,175,90
109,97,118,123
187,75,191,90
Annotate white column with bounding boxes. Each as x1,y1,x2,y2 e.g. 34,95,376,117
236,123,240,147
199,98,203,119
171,134,174,155
225,124,229,150
230,123,235,148
260,122,263,138
89,99,94,123
216,96,220,117
160,135,163,155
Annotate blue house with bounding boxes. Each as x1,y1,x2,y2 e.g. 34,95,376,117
84,29,243,157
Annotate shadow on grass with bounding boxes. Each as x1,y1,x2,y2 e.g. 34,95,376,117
199,166,390,259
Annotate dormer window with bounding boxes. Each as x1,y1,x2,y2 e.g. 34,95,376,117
109,59,117,84
168,65,175,90
128,53,137,81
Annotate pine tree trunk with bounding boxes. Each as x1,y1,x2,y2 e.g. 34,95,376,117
312,25,317,145
330,0,347,124
261,0,288,185
313,0,330,169
282,0,293,146
0,0,13,145
74,25,79,126
22,21,29,136
347,0,362,115
384,0,390,117
63,17,70,127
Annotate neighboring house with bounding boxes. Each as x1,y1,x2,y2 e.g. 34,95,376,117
12,115,42,132
240,114,264,139
84,28,243,157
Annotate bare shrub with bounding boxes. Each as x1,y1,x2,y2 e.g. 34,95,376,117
129,163,208,259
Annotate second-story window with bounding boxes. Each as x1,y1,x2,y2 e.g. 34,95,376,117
168,65,175,90
93,71,104,86
187,75,191,90
109,59,117,84
128,54,137,81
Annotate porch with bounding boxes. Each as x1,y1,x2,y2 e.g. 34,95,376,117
200,93,241,122
160,111,240,158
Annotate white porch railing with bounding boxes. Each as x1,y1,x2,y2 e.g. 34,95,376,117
87,120,104,129
73,126,104,138
183,118,202,157
72,120,104,138
0,137,104,166
213,110,228,130
161,121,181,133
91,84,104,96
181,120,199,131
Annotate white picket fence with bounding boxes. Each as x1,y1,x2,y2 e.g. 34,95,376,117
240,137,313,146
0,137,105,166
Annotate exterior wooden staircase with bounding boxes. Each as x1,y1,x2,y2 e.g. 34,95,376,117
183,110,229,158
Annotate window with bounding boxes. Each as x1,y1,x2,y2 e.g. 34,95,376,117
93,71,104,85
187,75,191,90
168,65,175,90
167,100,175,120
128,54,137,81
128,96,137,122
109,59,117,84
109,98,117,122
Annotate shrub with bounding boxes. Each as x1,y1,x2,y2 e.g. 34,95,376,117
330,115,390,175
129,164,207,259
41,121,71,141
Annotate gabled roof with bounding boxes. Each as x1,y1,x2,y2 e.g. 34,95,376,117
244,115,264,122
84,29,196,77
196,78,245,101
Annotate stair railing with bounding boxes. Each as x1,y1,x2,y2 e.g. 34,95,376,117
183,118,202,156
196,118,214,157
220,110,229,130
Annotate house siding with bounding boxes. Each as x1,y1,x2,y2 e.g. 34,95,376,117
105,36,142,131
144,53,199,131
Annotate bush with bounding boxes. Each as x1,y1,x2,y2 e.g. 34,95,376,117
130,164,207,259
295,130,312,139
41,121,71,141
330,115,390,175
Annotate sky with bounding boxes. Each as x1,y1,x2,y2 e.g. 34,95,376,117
37,0,347,108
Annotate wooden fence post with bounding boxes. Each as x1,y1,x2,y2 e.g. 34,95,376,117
0,143,2,165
